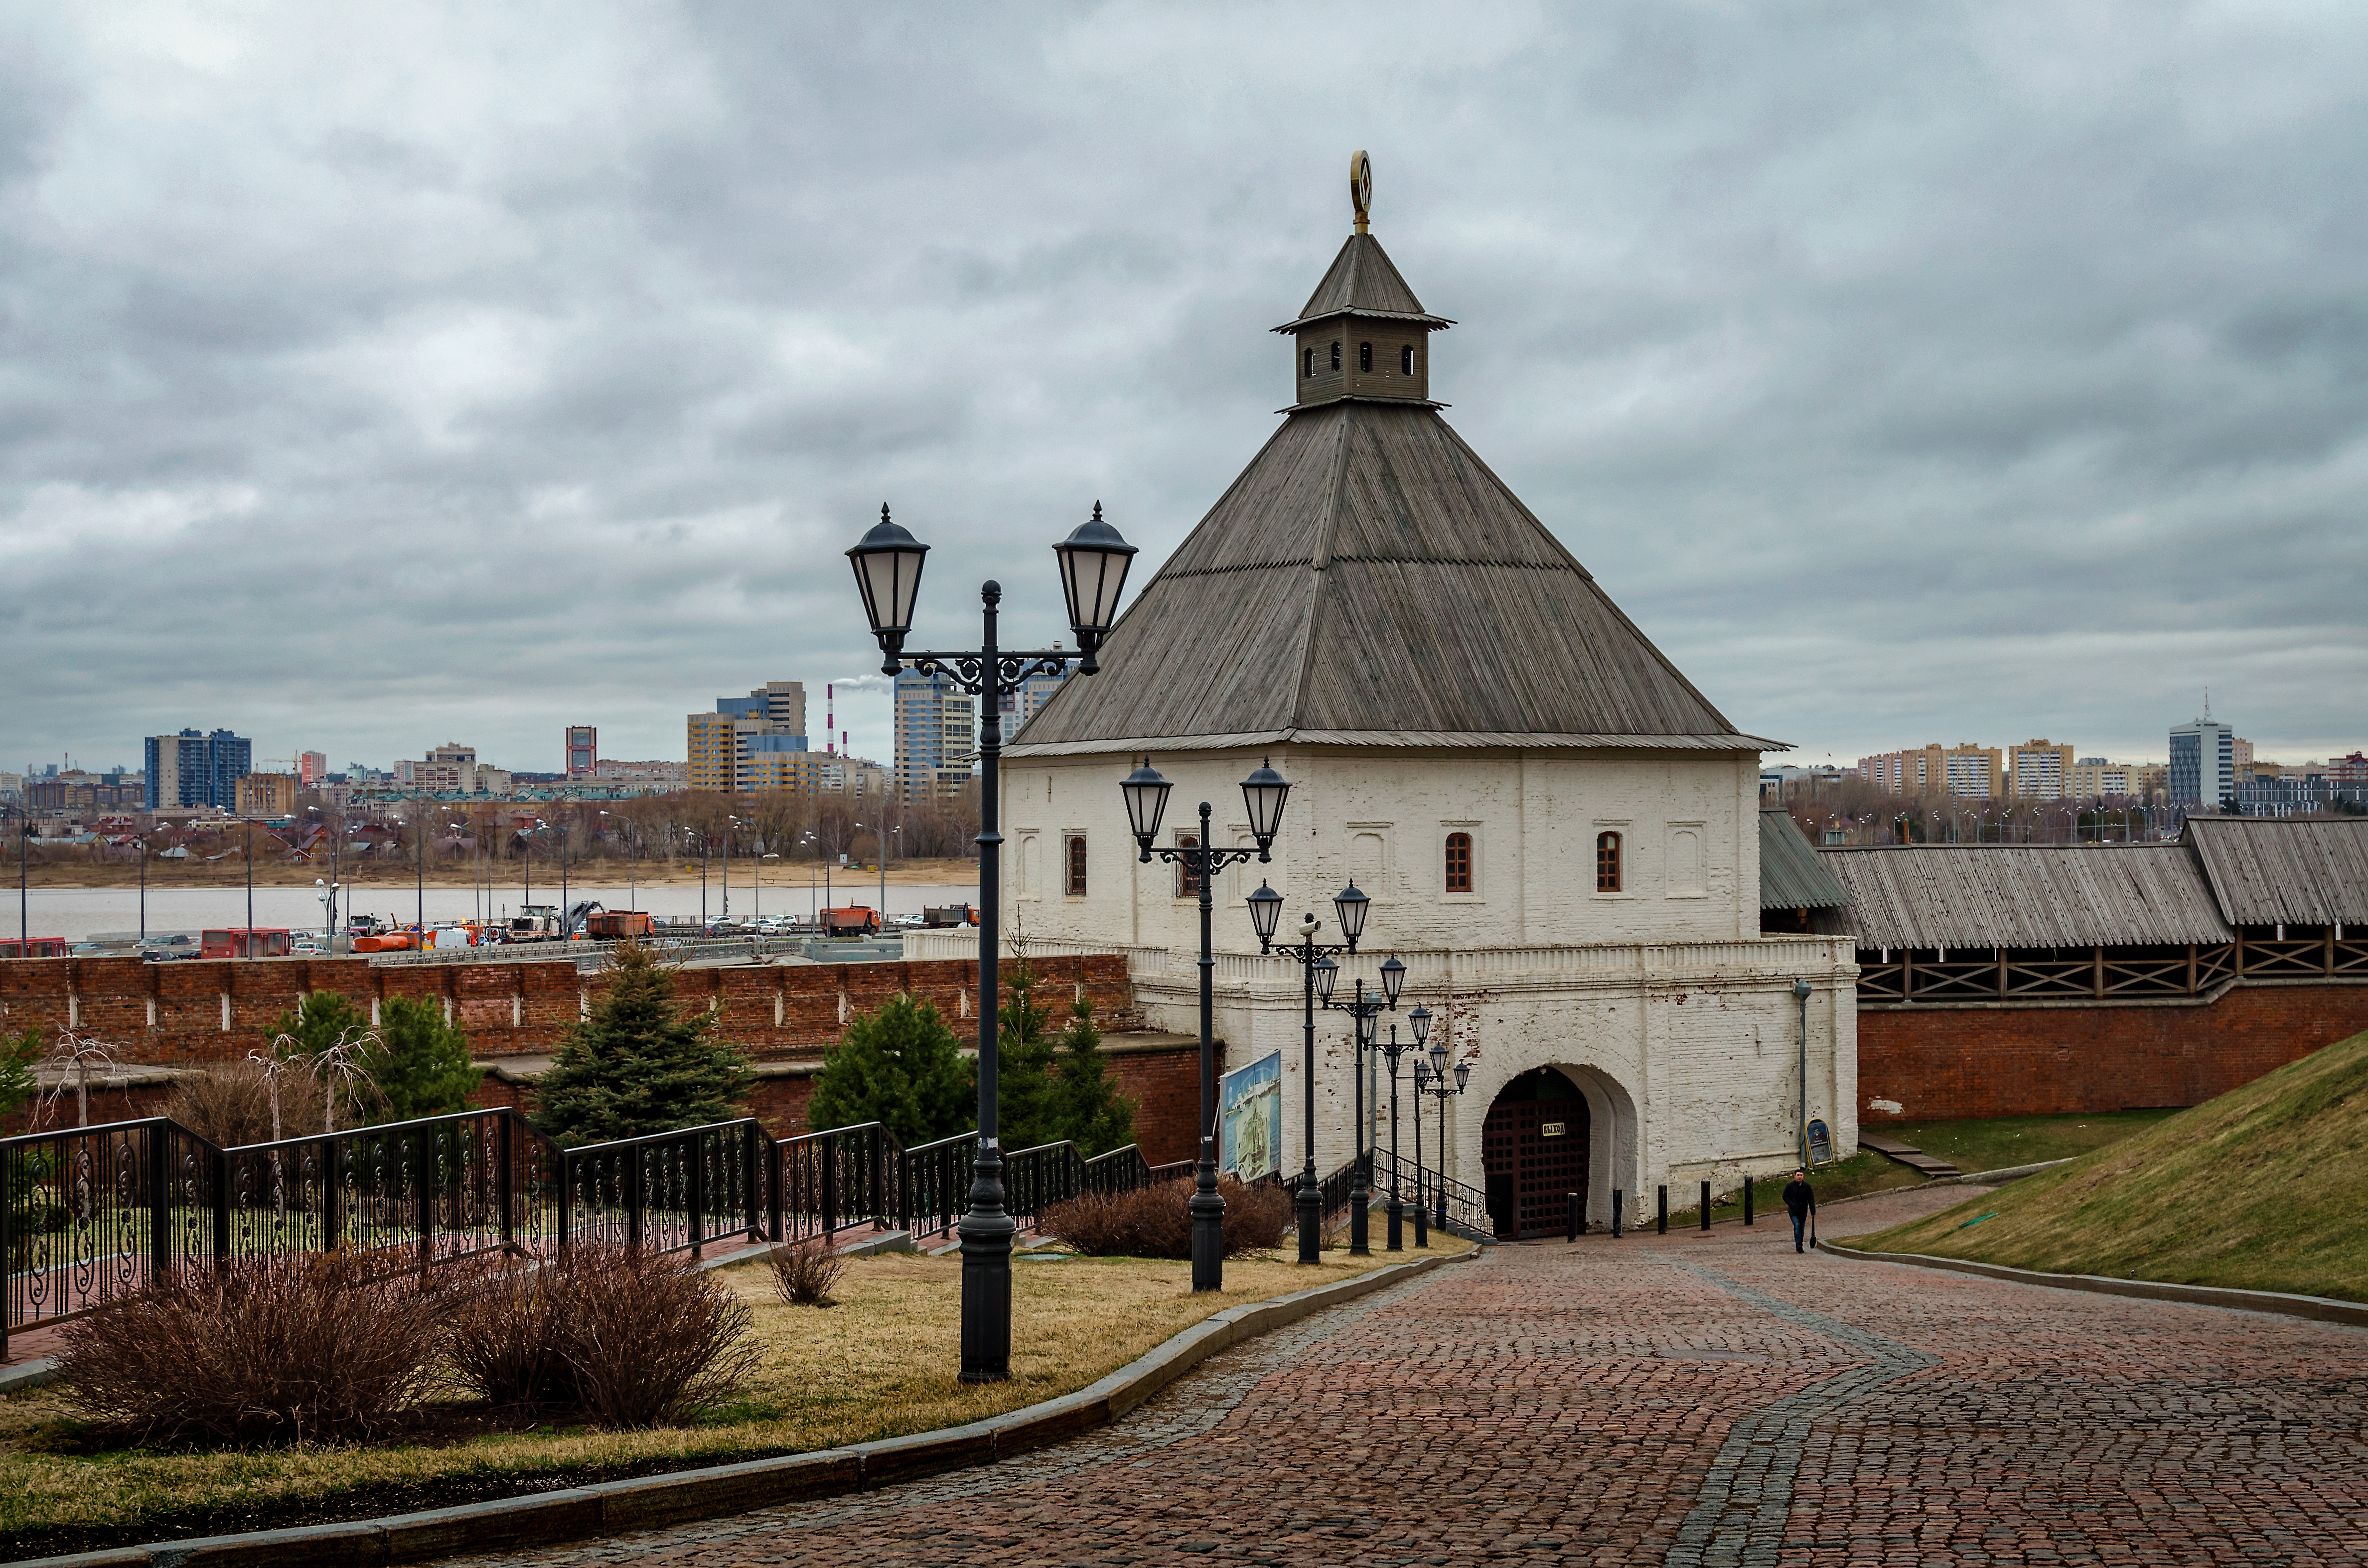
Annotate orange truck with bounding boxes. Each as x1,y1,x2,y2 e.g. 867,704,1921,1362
201,928,295,959
584,910,654,939
821,905,882,937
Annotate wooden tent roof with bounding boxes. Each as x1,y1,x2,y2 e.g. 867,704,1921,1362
1273,233,1453,332
1010,401,1768,755
2183,818,2368,927
1013,225,1772,757
1819,845,2232,951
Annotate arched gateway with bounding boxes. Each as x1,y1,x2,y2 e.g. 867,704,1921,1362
1482,1068,1591,1239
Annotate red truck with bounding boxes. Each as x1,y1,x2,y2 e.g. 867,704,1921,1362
201,928,294,959
584,910,654,939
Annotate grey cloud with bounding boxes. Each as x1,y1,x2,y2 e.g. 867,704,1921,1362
3,2,2364,777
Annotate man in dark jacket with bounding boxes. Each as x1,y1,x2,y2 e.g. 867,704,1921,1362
1782,1170,1816,1253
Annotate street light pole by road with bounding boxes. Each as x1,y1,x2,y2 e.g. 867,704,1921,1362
1118,759,1291,1291
1416,1043,1472,1232
849,499,1138,1384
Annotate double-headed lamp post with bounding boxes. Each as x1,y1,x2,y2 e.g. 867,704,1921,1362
1118,757,1292,1292
1324,961,1405,1256
1252,884,1399,1263
1415,1042,1471,1231
849,499,1139,1385
1373,1007,1431,1250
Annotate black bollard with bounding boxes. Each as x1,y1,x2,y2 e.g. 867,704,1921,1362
1567,1191,1579,1243
1701,1180,1711,1232
1744,1179,1755,1227
1613,1189,1624,1238
1657,1185,1668,1235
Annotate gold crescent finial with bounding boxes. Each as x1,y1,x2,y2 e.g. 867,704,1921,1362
1350,150,1372,234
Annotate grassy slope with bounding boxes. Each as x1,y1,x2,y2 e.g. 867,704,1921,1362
1877,1109,2183,1172
1845,1030,2368,1301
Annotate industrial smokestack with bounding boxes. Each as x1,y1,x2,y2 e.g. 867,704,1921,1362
827,684,835,754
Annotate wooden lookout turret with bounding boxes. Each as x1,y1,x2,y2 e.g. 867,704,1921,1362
1278,151,1455,409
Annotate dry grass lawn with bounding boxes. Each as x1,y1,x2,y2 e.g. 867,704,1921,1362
0,1239,1464,1538
1844,1030,2368,1300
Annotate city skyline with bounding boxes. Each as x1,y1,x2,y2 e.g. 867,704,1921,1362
4,8,2365,773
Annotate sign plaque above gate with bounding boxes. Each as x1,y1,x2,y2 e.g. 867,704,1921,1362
1539,1122,1566,1138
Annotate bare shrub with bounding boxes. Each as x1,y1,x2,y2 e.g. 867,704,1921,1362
163,1059,328,1148
558,1246,758,1427
445,1247,757,1427
766,1239,847,1307
57,1253,444,1444
1040,1177,1291,1259
444,1259,578,1408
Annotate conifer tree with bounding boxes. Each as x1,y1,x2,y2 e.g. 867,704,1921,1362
993,955,1060,1151
1048,997,1136,1157
533,943,752,1146
807,993,972,1144
367,998,482,1123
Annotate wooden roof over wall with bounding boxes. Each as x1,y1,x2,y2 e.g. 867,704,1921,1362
2184,818,2368,927
1012,401,1772,754
1759,809,1853,911
1821,844,2232,951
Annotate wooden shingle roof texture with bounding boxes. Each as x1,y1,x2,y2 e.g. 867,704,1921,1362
1012,401,1771,754
1820,845,2232,951
1273,233,1452,331
2184,818,2368,926
1759,809,1854,911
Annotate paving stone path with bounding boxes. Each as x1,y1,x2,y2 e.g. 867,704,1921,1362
449,1188,2368,1567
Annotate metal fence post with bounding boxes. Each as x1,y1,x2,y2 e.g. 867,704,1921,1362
1612,1189,1624,1239
416,1126,434,1273
1566,1191,1578,1244
744,1123,762,1244
1744,1179,1755,1227
1700,1180,1712,1233
821,1131,839,1238
624,1147,643,1255
769,1135,785,1245
557,1148,573,1261
1,1141,12,1360
896,1136,910,1236
212,1140,231,1270
148,1124,172,1287
688,1132,707,1259
321,1134,341,1255
497,1113,515,1249
1657,1185,1668,1236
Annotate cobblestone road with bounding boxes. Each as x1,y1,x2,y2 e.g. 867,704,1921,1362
450,1189,2368,1567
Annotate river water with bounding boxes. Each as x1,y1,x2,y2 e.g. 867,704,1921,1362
10,878,982,945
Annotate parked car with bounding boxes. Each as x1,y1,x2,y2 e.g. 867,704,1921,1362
291,939,328,955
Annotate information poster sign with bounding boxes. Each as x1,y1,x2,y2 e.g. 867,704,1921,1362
1219,1051,1282,1182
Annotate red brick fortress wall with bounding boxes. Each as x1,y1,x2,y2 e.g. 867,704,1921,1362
0,952,1170,1144
1858,981,2368,1122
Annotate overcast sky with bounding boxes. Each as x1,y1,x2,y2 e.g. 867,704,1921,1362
4,2,2364,779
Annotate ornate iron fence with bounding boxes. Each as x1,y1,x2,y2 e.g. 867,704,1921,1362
776,1122,896,1245
557,1119,768,1260
1376,1147,1488,1237
899,1132,975,1242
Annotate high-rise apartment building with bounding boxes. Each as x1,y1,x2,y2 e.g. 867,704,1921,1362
1941,743,2005,800
2168,716,2235,807
1858,744,1944,795
236,774,297,816
687,682,810,793
145,728,251,810
2007,738,2076,799
2069,758,2140,798
298,752,326,789
565,726,597,777
894,669,979,800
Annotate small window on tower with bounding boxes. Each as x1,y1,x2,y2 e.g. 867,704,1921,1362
1445,832,1472,893
1401,344,1413,374
1066,835,1087,897
1303,347,1313,377
1330,341,1341,370
1596,832,1623,893
1359,341,1372,372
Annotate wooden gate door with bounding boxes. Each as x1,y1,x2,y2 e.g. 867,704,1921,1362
1481,1078,1592,1239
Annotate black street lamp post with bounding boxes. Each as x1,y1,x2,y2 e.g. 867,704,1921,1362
1330,961,1404,1257
1416,1041,1471,1232
851,500,1138,1384
1254,886,1400,1264
1119,759,1291,1292
1373,1008,1431,1250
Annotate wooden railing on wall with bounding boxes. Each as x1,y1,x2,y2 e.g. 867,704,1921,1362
1858,932,2368,1004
